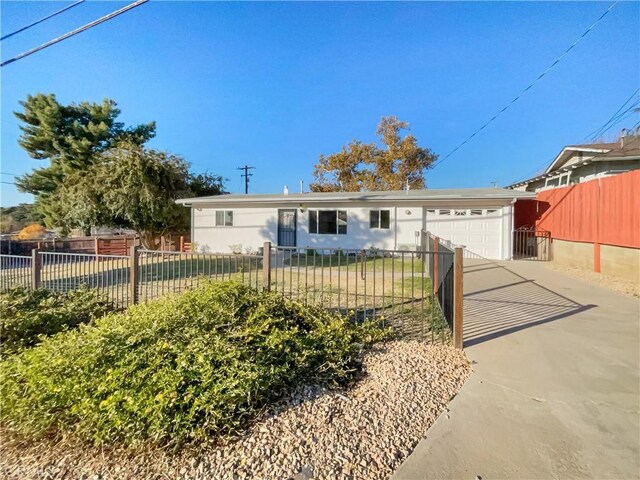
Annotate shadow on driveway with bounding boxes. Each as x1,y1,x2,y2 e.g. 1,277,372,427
463,260,596,347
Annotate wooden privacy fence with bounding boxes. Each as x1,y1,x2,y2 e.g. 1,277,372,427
0,235,139,256
0,243,464,348
535,170,640,248
532,170,640,272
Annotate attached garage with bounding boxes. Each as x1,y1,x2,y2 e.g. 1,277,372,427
425,208,504,259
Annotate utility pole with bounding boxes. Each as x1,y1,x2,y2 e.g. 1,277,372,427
237,165,255,194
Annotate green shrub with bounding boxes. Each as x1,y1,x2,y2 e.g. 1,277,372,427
0,281,387,448
0,287,113,355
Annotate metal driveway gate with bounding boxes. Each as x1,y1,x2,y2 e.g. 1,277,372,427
513,226,551,261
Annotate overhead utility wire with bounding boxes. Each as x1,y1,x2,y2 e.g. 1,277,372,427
515,94,639,182
587,100,640,141
1,0,149,67
508,119,640,186
433,1,618,168
585,87,640,140
1,0,86,41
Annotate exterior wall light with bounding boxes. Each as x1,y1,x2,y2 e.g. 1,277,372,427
405,209,412,215
299,204,306,213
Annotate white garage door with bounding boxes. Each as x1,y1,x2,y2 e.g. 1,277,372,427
426,208,503,259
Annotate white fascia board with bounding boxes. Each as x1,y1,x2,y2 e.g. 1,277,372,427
544,147,610,174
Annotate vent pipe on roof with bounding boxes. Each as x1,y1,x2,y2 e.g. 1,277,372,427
283,185,289,195
621,128,628,147
300,180,304,194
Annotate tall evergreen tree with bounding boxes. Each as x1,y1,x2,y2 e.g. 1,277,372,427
58,142,226,248
14,93,156,228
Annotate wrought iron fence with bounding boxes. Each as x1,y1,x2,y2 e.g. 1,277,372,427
39,251,131,308
0,243,463,346
137,249,262,303
0,254,32,290
513,226,551,261
425,233,456,333
269,246,454,342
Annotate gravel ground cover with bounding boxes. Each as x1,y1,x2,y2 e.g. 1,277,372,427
546,263,639,297
0,340,470,480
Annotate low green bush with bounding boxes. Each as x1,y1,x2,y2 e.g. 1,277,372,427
0,287,113,355
1,281,387,448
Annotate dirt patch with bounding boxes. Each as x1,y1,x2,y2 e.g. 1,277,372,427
0,341,470,480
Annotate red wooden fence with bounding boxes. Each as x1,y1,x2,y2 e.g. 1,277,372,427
534,170,640,249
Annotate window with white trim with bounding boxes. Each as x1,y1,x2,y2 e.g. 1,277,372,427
369,209,390,229
215,210,234,226
309,210,347,235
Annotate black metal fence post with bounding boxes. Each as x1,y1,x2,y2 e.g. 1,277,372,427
262,241,271,291
130,245,139,305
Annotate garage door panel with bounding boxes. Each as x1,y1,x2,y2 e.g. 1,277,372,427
426,208,503,260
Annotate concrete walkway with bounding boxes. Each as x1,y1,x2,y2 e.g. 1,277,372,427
394,260,640,480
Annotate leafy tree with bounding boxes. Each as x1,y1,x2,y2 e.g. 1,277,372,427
310,116,437,192
0,204,43,234
14,94,156,227
58,142,225,248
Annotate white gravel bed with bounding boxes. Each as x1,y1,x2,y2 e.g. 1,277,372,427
1,340,471,480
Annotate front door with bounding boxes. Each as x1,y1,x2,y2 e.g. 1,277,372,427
277,209,297,246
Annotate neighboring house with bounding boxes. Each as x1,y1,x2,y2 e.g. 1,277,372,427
176,188,535,260
508,134,640,192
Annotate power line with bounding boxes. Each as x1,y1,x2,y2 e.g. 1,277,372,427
237,165,256,195
433,1,618,169
510,94,639,183
0,172,19,177
590,100,640,142
0,181,17,186
1,0,86,41
585,88,640,141
1,0,149,67
508,122,640,186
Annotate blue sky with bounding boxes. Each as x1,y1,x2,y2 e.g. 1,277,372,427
1,1,638,206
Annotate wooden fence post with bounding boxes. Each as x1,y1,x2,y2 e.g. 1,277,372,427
130,245,140,305
262,241,271,291
94,237,100,255
179,236,185,253
31,248,41,289
453,247,464,349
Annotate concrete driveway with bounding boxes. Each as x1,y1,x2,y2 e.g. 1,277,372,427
394,260,640,480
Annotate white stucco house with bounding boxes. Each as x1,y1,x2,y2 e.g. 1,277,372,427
177,187,535,260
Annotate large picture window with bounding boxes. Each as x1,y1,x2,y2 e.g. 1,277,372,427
309,210,347,235
369,209,390,229
215,210,233,226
